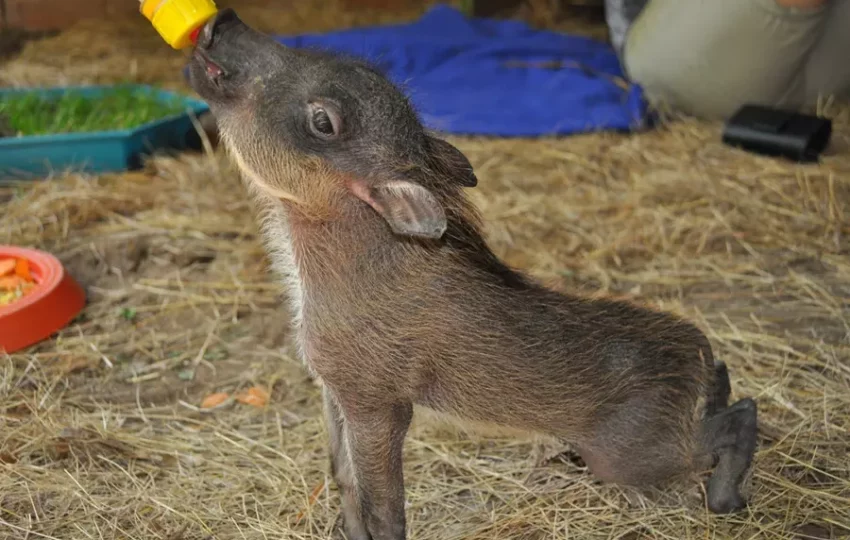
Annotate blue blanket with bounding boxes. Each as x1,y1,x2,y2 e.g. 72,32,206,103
274,5,648,137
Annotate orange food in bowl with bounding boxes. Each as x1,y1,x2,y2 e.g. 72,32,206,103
0,257,37,306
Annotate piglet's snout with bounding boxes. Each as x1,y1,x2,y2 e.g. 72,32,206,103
197,8,243,50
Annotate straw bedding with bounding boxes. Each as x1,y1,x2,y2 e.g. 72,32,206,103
1,1,848,538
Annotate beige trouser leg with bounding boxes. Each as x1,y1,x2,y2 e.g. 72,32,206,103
623,0,850,119
803,0,850,105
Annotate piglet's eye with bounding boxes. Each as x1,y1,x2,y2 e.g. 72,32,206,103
307,102,341,139
312,109,333,134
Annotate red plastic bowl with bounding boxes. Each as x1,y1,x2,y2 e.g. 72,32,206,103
0,246,86,354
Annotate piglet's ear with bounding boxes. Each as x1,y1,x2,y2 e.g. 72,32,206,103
348,179,447,239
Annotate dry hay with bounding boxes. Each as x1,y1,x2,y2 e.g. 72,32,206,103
2,1,850,539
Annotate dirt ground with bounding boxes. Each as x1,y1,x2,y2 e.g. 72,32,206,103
1,1,849,539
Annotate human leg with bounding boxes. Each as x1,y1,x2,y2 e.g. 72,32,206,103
802,0,850,104
623,0,829,118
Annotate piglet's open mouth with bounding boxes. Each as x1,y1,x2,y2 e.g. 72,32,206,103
194,49,225,82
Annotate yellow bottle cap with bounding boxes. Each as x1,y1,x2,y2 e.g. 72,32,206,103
140,0,218,50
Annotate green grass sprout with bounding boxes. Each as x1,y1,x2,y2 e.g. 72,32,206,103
0,88,189,137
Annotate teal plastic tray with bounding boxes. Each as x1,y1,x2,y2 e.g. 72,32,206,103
0,84,210,180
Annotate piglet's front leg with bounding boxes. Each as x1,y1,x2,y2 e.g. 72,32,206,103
326,386,413,540
324,388,370,540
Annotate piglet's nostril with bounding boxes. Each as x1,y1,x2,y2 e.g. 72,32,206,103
198,8,242,50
